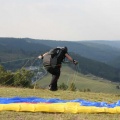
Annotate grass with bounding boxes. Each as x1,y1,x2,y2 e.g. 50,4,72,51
36,65,120,94
0,65,120,120
0,87,120,120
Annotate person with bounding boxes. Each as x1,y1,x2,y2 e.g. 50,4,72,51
38,46,78,91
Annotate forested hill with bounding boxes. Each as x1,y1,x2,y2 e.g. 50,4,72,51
0,37,51,61
81,40,120,49
70,53,120,82
0,37,120,82
1,37,120,66
28,38,120,68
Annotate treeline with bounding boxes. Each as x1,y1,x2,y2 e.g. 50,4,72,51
0,65,33,87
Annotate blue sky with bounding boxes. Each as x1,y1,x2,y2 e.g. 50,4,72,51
0,0,120,41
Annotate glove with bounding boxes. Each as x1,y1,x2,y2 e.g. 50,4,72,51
38,55,43,59
73,59,78,65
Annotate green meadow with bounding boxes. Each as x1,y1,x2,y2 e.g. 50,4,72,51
37,65,120,94
0,65,120,120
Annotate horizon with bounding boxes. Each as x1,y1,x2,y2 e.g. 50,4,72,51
0,37,120,42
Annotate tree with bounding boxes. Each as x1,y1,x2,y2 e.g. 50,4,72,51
0,65,5,72
13,68,33,87
0,65,14,85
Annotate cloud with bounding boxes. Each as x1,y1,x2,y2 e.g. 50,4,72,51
0,0,120,40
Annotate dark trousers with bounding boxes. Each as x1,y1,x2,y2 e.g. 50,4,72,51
46,66,60,90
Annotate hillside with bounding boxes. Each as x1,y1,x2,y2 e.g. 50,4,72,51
0,37,51,62
71,53,120,82
0,37,120,82
37,65,120,94
83,40,120,49
79,40,120,68
0,38,51,70
1,37,120,67
28,38,120,66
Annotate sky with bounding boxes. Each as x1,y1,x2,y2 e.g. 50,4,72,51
0,0,120,41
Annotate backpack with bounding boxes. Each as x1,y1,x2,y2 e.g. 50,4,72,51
43,48,62,68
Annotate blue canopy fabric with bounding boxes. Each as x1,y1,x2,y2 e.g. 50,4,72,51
0,97,120,108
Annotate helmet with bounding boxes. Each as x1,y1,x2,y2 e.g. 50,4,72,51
56,46,68,52
64,46,68,52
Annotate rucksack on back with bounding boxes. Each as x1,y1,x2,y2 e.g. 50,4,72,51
43,53,51,67
43,48,62,68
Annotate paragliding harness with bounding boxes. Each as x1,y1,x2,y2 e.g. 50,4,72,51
43,48,63,68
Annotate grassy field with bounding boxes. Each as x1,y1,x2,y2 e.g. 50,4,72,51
36,65,120,94
0,87,120,120
0,65,120,120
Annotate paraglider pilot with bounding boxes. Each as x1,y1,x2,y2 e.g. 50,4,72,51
38,46,78,91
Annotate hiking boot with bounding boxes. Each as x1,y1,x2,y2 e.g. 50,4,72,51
49,85,58,91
